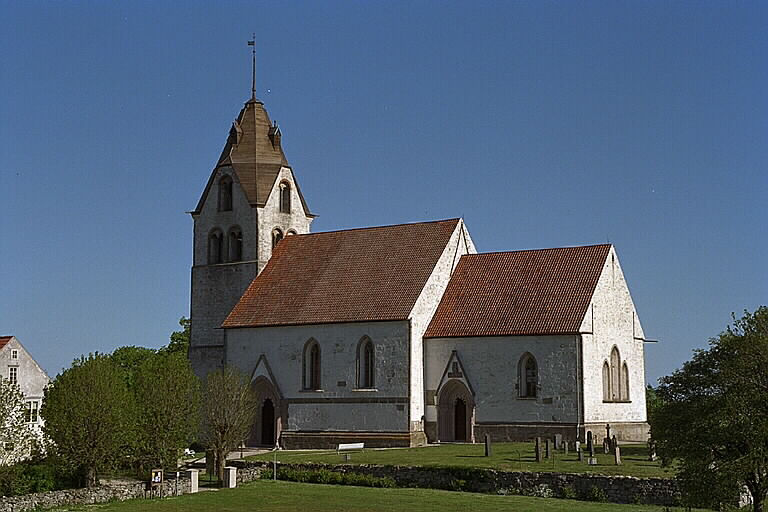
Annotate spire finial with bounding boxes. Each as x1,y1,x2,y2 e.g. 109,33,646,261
247,34,256,99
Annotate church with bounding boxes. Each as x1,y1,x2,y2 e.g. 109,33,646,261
188,86,651,449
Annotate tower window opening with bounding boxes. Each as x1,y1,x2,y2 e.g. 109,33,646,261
218,175,233,212
279,182,291,214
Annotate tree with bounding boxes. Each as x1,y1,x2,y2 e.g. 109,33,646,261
651,307,768,511
133,351,200,473
111,345,157,390
0,378,35,466
41,353,136,487
161,317,190,356
201,367,257,482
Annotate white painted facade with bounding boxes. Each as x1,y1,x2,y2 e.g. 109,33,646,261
0,336,50,434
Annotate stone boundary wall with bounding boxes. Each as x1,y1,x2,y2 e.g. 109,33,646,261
0,474,192,512
233,461,680,506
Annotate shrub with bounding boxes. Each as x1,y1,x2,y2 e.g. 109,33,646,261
560,485,578,500
584,485,608,502
261,467,394,488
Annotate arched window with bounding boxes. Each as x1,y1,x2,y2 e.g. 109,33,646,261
272,228,283,249
218,175,233,211
303,340,321,390
286,229,297,236
356,337,375,389
208,230,223,264
229,228,242,262
602,361,611,401
621,362,630,401
279,181,291,213
518,353,537,398
610,347,621,401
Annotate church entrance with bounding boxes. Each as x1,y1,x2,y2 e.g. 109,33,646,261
261,399,275,446
454,398,467,442
437,380,474,442
249,377,282,447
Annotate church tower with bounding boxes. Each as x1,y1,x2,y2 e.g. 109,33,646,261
189,88,315,379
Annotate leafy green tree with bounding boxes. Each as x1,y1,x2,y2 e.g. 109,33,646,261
0,378,35,466
160,317,190,356
651,307,768,511
41,354,136,487
133,351,200,473
201,367,257,482
111,345,157,389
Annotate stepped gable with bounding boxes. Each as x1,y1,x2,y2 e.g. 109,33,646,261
223,219,460,328
424,244,611,338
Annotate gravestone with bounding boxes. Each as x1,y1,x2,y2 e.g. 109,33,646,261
648,440,658,462
545,439,551,458
603,438,610,454
578,448,584,462
484,434,492,457
612,435,618,452
606,423,612,441
586,431,593,453
554,434,562,450
589,441,595,458
575,441,581,453
614,446,622,465
563,441,568,456
535,437,542,462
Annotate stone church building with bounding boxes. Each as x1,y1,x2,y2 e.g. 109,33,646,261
189,92,651,449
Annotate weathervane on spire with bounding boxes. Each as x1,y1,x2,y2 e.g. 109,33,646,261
248,34,256,99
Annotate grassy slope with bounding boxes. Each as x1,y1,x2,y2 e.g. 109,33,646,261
53,480,695,512
248,442,673,478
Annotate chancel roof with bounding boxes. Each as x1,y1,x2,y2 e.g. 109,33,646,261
424,244,611,338
193,98,312,215
223,219,460,328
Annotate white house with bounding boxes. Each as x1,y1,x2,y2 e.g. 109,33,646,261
0,336,50,436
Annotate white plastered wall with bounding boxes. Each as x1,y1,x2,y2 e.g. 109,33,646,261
407,220,477,429
425,336,580,424
256,167,314,274
226,320,410,432
579,246,647,424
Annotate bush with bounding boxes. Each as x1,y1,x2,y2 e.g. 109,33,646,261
560,485,578,500
584,485,608,502
261,467,395,488
0,460,78,496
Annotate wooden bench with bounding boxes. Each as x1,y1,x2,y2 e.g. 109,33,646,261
337,442,364,461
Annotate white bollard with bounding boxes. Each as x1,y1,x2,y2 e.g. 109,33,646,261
223,466,237,488
186,469,199,493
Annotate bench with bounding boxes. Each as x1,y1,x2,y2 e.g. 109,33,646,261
337,442,364,461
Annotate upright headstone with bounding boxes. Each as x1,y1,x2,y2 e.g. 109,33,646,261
554,434,562,450
484,434,492,457
589,440,595,458
575,441,581,453
603,437,610,454
578,448,584,462
614,446,622,465
648,440,658,462
612,435,618,453
586,431,593,453
563,441,568,456
535,437,542,462
545,439,551,458
606,423,612,441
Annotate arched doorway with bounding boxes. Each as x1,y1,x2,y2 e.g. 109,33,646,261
454,398,467,441
437,380,474,442
261,399,275,446
250,377,282,447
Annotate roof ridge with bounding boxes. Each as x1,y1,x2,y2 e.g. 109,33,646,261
291,218,460,237
467,243,612,257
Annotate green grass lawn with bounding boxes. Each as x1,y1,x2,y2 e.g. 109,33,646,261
52,480,695,512
247,442,673,478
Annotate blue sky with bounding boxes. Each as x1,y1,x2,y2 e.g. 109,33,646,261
1,1,765,383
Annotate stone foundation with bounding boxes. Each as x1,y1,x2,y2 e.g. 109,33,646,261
281,431,414,449
582,422,650,443
474,423,580,443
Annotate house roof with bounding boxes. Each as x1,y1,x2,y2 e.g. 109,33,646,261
0,336,12,350
192,98,312,216
223,219,461,328
424,244,611,338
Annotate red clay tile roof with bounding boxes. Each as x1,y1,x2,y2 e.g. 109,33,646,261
223,219,460,328
424,244,611,338
0,336,12,350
